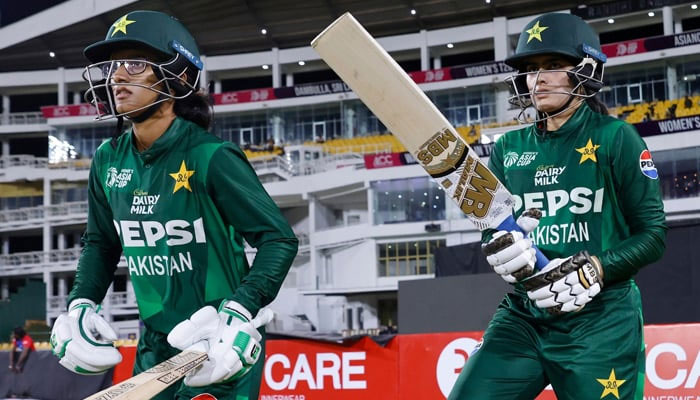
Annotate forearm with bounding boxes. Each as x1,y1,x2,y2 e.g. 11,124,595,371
231,237,298,314
70,155,121,306
68,240,119,306
598,227,666,284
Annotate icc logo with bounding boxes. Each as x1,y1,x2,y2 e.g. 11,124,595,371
435,338,481,398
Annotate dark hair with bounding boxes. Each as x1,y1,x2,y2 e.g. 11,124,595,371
13,327,25,338
585,91,609,115
173,89,213,130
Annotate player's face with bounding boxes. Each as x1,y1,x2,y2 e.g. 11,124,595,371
109,49,161,116
523,55,575,113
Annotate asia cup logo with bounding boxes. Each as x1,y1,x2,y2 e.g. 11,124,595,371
105,167,118,188
639,150,658,179
504,152,519,168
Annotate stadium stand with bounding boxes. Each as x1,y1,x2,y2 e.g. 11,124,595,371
1,2,700,398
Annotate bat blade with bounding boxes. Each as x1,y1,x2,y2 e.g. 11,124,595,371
83,351,207,400
311,13,548,268
83,308,275,400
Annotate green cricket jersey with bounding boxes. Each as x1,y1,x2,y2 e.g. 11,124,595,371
486,103,666,287
69,117,298,333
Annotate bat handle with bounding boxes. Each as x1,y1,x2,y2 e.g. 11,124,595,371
496,215,549,270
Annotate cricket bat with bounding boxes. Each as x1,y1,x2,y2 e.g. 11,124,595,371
83,308,275,400
311,13,548,269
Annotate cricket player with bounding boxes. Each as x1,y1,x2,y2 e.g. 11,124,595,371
449,13,666,400
49,11,298,400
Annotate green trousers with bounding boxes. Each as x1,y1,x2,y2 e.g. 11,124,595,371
133,326,266,400
449,281,645,400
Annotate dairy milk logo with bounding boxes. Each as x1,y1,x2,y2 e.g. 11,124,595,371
131,190,160,215
436,338,480,398
105,167,133,188
639,150,658,179
534,165,566,186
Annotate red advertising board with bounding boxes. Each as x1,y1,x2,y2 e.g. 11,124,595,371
363,152,405,169
40,103,100,118
409,67,453,84
212,88,276,105
602,38,647,58
644,323,700,398
397,331,556,400
260,336,398,399
112,324,700,399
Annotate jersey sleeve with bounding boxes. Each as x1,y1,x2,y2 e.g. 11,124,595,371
67,151,122,307
481,137,507,244
597,123,667,284
206,144,299,314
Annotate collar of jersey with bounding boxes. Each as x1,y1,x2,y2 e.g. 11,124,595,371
130,117,184,162
538,102,592,139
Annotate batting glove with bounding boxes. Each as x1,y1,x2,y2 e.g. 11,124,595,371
168,300,262,387
522,251,604,313
482,209,541,283
50,298,122,374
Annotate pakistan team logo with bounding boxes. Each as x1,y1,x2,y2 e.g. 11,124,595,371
504,152,519,167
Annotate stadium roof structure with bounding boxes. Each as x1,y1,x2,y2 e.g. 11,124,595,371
0,0,611,73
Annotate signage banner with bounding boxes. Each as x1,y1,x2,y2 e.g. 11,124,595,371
260,336,398,400
634,116,700,136
450,61,514,80
409,67,453,84
212,88,276,105
364,152,406,169
112,324,700,399
41,104,100,118
602,39,647,58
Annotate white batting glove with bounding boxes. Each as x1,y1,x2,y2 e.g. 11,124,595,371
522,251,604,313
168,301,262,387
50,298,122,374
482,209,541,283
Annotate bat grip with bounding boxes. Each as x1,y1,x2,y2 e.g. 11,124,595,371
496,215,549,270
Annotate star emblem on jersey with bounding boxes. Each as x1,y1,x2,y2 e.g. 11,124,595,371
596,369,626,399
576,139,601,164
526,21,548,43
111,15,135,37
169,161,195,193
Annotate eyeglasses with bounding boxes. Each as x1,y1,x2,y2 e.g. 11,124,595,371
82,59,151,82
101,60,148,77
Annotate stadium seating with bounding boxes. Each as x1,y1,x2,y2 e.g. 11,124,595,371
608,96,700,123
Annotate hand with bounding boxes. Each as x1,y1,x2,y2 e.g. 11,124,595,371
522,251,604,313
168,301,263,387
50,298,122,374
482,209,541,283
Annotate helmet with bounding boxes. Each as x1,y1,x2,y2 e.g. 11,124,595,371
504,13,607,123
83,10,203,122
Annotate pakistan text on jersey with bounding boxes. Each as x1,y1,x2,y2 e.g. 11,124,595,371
512,187,604,217
113,218,207,247
530,222,590,246
127,252,193,276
